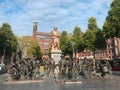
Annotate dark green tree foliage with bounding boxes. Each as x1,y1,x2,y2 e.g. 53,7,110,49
88,17,98,31
72,26,85,52
34,46,42,58
84,17,106,57
60,31,69,55
95,29,107,50
0,23,17,57
48,48,51,58
64,38,73,56
23,37,42,59
84,17,98,50
84,30,95,50
103,0,120,38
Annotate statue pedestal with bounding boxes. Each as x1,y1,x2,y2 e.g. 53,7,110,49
51,50,62,64
51,50,62,79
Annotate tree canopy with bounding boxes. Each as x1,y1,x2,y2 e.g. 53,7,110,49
72,26,85,52
103,0,120,38
95,29,107,50
60,30,72,55
84,29,96,50
21,36,42,59
0,23,17,57
88,17,98,31
60,26,85,57
60,31,68,53
84,17,98,50
84,17,106,57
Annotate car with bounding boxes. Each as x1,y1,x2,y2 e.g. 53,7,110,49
108,59,120,71
0,64,8,75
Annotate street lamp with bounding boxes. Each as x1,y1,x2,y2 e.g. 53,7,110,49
2,40,9,64
70,41,76,59
22,42,29,59
15,44,20,63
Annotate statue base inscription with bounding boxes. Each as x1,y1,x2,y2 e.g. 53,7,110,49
51,50,62,64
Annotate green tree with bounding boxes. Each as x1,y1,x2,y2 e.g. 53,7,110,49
0,23,17,58
84,17,98,51
95,29,107,50
34,46,42,59
66,38,73,57
21,37,42,59
84,29,96,50
60,30,69,55
103,0,120,38
84,17,106,58
72,26,85,52
88,17,98,31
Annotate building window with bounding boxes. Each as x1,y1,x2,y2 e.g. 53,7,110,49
44,48,48,51
39,42,42,45
36,35,46,39
96,54,98,56
44,42,49,46
117,47,119,55
116,47,119,55
109,56,111,59
103,53,104,56
109,49,111,54
114,39,118,45
101,53,103,57
107,44,110,48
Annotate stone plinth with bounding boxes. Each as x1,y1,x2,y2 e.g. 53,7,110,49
51,50,62,64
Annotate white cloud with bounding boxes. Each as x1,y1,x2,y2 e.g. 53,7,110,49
0,0,112,36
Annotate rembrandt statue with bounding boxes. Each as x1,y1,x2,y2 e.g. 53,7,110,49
51,27,62,65
52,27,60,50
51,27,62,79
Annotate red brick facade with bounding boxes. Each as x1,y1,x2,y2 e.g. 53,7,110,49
33,21,52,55
77,37,120,60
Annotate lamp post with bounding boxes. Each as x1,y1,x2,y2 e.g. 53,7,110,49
2,40,9,64
22,42,29,59
17,36,23,60
70,41,76,59
15,44,20,63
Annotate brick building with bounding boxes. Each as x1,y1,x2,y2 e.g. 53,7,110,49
78,37,120,60
33,21,52,58
112,37,120,59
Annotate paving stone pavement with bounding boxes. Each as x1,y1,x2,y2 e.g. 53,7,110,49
0,73,120,90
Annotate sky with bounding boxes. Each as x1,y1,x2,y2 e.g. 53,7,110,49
0,0,112,36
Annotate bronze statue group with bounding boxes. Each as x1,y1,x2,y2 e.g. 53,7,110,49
7,56,112,81
57,56,112,81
